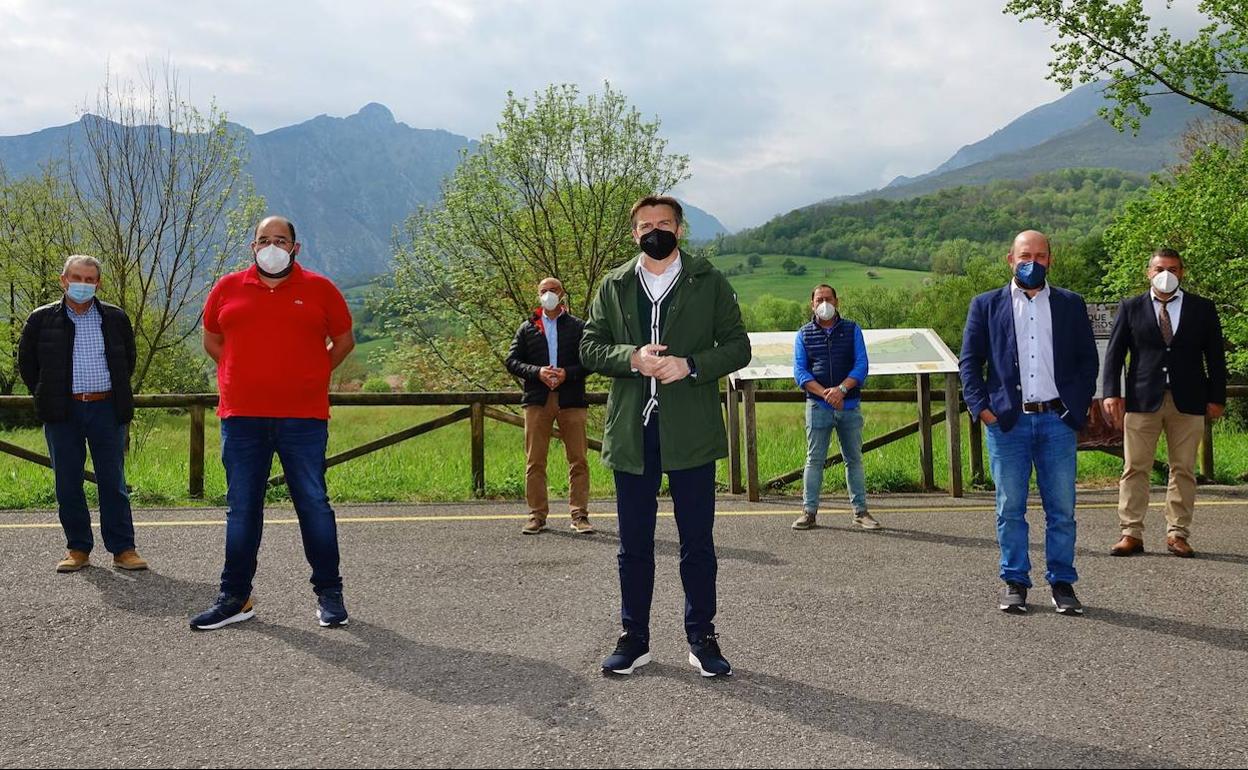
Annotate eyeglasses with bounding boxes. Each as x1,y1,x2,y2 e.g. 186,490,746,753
256,236,292,247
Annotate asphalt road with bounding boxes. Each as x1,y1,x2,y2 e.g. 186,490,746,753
1,488,1245,768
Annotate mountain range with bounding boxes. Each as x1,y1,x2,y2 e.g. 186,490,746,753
0,104,730,283
833,77,1248,206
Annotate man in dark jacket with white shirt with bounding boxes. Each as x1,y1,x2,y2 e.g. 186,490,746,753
1101,248,1227,558
505,277,592,535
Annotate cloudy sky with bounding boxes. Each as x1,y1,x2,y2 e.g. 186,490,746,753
0,1,1198,229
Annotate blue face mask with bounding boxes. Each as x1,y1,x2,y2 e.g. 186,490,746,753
66,283,96,304
1014,260,1047,290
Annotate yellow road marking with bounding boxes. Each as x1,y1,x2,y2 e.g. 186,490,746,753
0,499,1240,529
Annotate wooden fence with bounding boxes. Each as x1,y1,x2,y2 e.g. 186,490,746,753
1,383,1244,500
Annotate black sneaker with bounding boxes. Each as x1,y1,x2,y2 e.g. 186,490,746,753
1051,582,1084,615
317,590,349,627
190,593,255,631
998,582,1028,614
688,633,732,677
602,632,651,675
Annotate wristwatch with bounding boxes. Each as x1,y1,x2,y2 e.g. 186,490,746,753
686,357,698,379
837,384,848,395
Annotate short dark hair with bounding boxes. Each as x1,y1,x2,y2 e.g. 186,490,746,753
630,195,683,226
255,216,297,242
811,284,836,300
1151,248,1184,267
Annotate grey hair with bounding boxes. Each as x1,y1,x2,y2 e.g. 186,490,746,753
62,255,102,278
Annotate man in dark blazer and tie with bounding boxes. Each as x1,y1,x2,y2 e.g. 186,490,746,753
960,230,1098,616
1101,248,1227,558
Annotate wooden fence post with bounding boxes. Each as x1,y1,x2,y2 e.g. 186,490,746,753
944,375,963,497
471,401,485,498
917,374,934,491
726,381,743,494
744,380,760,502
189,405,205,499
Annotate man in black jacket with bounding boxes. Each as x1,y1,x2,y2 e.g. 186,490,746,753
1102,248,1227,558
505,277,592,535
17,255,146,573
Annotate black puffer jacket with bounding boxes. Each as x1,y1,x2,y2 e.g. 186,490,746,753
17,299,137,424
505,311,588,408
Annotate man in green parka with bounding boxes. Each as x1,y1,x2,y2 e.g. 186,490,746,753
581,195,751,678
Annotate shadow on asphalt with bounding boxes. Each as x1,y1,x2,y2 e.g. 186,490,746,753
542,527,787,566
637,662,1184,769
1085,608,1248,653
80,568,600,729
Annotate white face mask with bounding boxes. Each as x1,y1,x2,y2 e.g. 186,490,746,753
1151,270,1180,295
255,244,292,275
539,291,561,312
815,301,838,321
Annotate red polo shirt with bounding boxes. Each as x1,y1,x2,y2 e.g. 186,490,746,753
203,263,352,419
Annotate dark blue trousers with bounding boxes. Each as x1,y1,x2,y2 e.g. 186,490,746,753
43,399,135,554
613,415,718,642
218,417,342,599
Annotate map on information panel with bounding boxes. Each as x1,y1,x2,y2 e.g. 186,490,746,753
732,328,960,382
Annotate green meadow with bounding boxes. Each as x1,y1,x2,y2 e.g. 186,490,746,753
711,253,931,305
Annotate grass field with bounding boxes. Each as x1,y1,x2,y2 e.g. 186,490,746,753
712,253,931,305
2,402,1244,510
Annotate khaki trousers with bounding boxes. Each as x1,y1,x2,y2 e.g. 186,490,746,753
1118,392,1205,540
523,393,589,521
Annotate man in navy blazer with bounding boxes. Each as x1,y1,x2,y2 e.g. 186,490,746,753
1102,248,1226,558
959,230,1098,616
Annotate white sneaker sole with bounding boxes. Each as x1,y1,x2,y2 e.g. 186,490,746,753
191,608,255,631
317,611,350,627
1052,599,1084,615
688,651,732,677
998,603,1028,614
603,652,651,675
853,518,881,530
570,524,595,534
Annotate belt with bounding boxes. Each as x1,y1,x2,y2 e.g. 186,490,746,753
1022,398,1065,414
71,391,111,402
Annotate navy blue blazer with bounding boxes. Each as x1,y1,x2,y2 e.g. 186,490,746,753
959,284,1098,432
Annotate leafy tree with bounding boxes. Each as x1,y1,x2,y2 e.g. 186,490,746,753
0,167,80,395
1102,134,1248,374
67,64,265,393
1004,0,1248,131
385,83,689,388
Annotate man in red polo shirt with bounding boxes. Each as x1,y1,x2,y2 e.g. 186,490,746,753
191,215,356,631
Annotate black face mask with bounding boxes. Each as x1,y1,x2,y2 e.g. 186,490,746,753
639,228,678,260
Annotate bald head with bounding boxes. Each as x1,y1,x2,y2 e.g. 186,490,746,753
1009,230,1050,259
538,277,563,294
254,216,296,243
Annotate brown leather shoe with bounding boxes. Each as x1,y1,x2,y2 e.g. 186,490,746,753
56,549,90,573
1166,536,1195,558
113,549,149,570
1110,536,1144,556
521,516,546,535
570,516,595,535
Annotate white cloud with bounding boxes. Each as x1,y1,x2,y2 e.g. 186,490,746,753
0,0,1192,228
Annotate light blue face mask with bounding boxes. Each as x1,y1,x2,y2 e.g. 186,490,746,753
66,283,96,304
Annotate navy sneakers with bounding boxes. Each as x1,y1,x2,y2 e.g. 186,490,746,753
602,632,651,675
190,593,255,631
317,590,350,627
688,633,732,677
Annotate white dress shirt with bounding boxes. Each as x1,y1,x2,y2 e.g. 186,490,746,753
637,250,683,298
1010,281,1059,403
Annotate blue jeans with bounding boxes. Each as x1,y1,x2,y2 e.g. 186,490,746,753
802,401,867,514
613,415,718,642
985,412,1078,588
219,417,342,599
43,399,134,554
